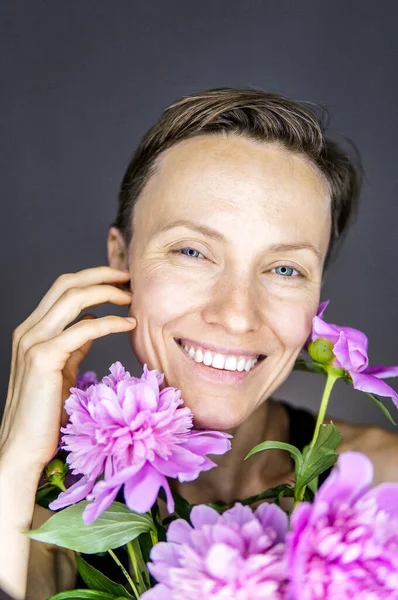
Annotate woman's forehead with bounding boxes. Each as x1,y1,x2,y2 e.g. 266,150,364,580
133,135,331,248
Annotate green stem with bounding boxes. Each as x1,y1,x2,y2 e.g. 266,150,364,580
309,369,340,449
292,368,341,511
55,479,67,492
108,548,140,599
127,540,149,591
150,525,158,547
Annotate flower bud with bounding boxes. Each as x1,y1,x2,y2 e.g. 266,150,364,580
307,337,335,365
45,458,68,491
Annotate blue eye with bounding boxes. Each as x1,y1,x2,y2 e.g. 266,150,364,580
272,265,300,277
179,247,204,259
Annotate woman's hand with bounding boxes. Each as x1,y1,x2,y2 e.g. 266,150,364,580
0,266,136,599
0,266,136,480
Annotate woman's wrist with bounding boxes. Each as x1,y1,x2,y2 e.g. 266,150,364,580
0,442,44,487
0,451,41,600
0,449,42,526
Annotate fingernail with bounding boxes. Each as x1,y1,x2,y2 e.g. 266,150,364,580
124,317,136,323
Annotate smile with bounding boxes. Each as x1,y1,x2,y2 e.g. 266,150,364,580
176,339,265,373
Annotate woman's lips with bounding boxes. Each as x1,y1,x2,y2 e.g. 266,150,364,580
174,338,265,384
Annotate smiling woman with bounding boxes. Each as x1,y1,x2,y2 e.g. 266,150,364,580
109,135,331,432
5,87,395,600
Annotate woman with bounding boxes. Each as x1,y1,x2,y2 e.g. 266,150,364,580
1,87,397,599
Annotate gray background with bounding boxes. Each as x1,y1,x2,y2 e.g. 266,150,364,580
1,1,397,429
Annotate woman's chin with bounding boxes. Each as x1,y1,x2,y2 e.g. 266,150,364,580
189,400,250,431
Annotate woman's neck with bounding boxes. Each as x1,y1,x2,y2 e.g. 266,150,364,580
172,399,294,505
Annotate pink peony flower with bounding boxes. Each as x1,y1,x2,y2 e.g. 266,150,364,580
76,370,98,391
141,503,289,600
310,301,398,405
287,451,398,599
49,362,231,524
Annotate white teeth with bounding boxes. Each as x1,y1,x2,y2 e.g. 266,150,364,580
212,354,225,369
179,340,262,373
244,358,252,372
237,357,246,372
203,350,213,366
224,356,238,371
194,348,204,363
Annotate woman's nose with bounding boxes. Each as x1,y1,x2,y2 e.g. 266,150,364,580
201,276,263,335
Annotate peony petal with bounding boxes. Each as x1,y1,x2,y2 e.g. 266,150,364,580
338,327,368,371
166,518,193,544
339,326,369,351
49,475,95,511
361,482,398,517
220,503,257,527
362,364,398,379
351,371,398,406
316,300,330,318
97,461,146,488
190,504,220,529
310,316,340,344
83,482,120,524
181,432,232,457
123,465,165,513
142,363,164,386
137,382,159,412
140,583,170,600
206,543,240,581
255,503,288,543
315,451,373,510
152,446,205,479
161,478,175,515
332,331,351,370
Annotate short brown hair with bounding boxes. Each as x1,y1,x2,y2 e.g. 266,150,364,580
114,87,362,267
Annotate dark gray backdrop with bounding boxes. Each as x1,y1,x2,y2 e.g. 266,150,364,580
1,1,397,429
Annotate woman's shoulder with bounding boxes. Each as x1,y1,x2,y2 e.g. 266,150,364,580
275,399,398,485
333,417,398,485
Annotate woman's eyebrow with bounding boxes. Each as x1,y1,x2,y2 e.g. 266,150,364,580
157,219,322,260
157,219,226,242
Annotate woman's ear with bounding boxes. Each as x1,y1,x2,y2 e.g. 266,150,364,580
107,227,129,270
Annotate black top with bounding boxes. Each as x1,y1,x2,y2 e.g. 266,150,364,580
76,401,329,584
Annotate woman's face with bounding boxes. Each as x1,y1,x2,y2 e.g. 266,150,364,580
117,135,331,430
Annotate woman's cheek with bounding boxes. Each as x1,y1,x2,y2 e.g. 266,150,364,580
268,301,315,351
130,267,202,326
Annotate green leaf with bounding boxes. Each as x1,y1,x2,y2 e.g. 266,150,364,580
364,392,397,426
46,590,115,600
240,483,295,507
26,501,154,553
293,359,326,375
295,423,341,491
246,441,303,475
35,484,62,508
307,475,319,495
75,554,132,598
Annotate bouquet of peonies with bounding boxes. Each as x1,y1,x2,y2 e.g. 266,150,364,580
28,302,398,599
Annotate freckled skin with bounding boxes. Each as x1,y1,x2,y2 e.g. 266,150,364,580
115,135,331,431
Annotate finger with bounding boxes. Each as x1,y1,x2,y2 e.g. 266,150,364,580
11,284,132,426
3,316,137,454
24,267,131,332
8,267,131,400
18,285,132,360
25,315,137,373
